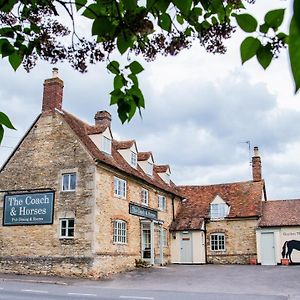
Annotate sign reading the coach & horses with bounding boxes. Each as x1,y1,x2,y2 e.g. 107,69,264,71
3,191,54,225
129,202,158,220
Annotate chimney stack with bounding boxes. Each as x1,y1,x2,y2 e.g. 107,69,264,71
42,68,64,113
94,111,112,128
252,146,262,182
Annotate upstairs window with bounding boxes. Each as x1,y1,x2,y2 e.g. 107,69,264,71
141,189,148,206
113,220,127,244
102,135,112,155
60,218,75,238
158,195,166,211
210,233,225,251
62,173,76,191
130,151,137,168
210,203,228,219
114,177,126,198
146,162,153,176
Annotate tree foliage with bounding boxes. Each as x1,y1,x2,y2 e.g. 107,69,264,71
0,0,299,143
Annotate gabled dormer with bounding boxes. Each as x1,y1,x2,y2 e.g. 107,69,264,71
209,195,230,220
116,140,138,168
88,111,113,155
138,152,154,176
154,165,171,184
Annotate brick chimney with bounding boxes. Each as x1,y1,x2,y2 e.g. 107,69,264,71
252,146,262,182
42,68,64,113
94,111,111,128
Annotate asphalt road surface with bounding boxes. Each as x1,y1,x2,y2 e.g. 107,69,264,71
0,265,299,300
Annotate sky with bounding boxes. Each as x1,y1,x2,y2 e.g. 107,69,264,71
1,1,300,200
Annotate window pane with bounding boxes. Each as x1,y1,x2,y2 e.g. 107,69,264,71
70,174,76,190
62,175,69,191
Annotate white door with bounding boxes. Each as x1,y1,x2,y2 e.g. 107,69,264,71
261,232,276,265
180,232,192,263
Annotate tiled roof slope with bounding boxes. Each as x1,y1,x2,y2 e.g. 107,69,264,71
171,181,264,231
259,200,300,227
137,152,152,161
154,165,169,173
115,140,135,150
61,111,181,197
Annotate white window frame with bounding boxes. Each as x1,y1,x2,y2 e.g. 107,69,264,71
114,177,127,198
59,218,75,239
159,228,168,247
130,151,137,168
141,189,149,206
210,233,225,251
113,220,127,244
62,173,76,191
158,195,166,211
210,203,228,219
101,135,112,155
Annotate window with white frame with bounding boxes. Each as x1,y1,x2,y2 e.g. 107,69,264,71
130,151,137,168
60,218,75,238
114,177,126,198
210,233,225,251
158,195,166,211
113,220,127,244
159,228,168,247
146,161,153,176
62,173,76,191
101,135,112,155
210,203,228,219
141,189,148,206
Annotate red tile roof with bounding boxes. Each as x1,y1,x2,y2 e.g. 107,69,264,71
115,140,135,150
259,199,300,227
154,165,170,173
137,152,152,161
61,111,181,197
171,181,264,231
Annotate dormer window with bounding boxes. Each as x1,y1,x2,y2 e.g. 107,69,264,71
102,135,112,155
210,203,228,219
146,162,153,176
130,151,137,168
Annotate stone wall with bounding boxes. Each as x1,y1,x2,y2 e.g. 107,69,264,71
0,112,96,276
206,218,258,264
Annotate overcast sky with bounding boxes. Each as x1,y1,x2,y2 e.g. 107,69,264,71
1,1,300,200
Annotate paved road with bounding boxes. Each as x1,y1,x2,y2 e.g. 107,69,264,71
0,265,299,299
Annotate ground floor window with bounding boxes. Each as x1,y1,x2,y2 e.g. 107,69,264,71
210,233,225,251
113,220,127,244
60,218,75,238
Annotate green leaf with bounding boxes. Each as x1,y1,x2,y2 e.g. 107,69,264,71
107,61,120,74
128,73,138,86
256,44,273,70
117,31,134,54
110,89,124,105
240,37,261,64
75,0,87,11
0,39,14,57
294,0,300,31
0,125,3,144
289,17,300,92
0,112,15,129
114,75,125,90
8,52,22,71
154,0,171,13
259,23,269,34
92,16,116,37
235,14,258,33
82,4,100,19
264,9,285,30
159,13,172,32
128,61,144,74
123,0,137,11
176,15,184,25
173,0,192,16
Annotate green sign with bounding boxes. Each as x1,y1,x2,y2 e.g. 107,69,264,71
129,202,157,220
3,191,54,226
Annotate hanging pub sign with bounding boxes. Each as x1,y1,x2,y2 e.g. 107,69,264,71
129,202,158,220
3,191,55,226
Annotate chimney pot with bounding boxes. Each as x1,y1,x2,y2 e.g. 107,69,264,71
94,111,112,128
52,67,59,78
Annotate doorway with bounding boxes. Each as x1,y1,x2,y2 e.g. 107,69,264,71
261,232,276,265
180,231,193,263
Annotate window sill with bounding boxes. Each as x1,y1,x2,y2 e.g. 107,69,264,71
114,194,127,200
61,190,76,193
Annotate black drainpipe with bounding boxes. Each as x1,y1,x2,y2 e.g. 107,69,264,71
204,219,208,264
171,196,175,221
